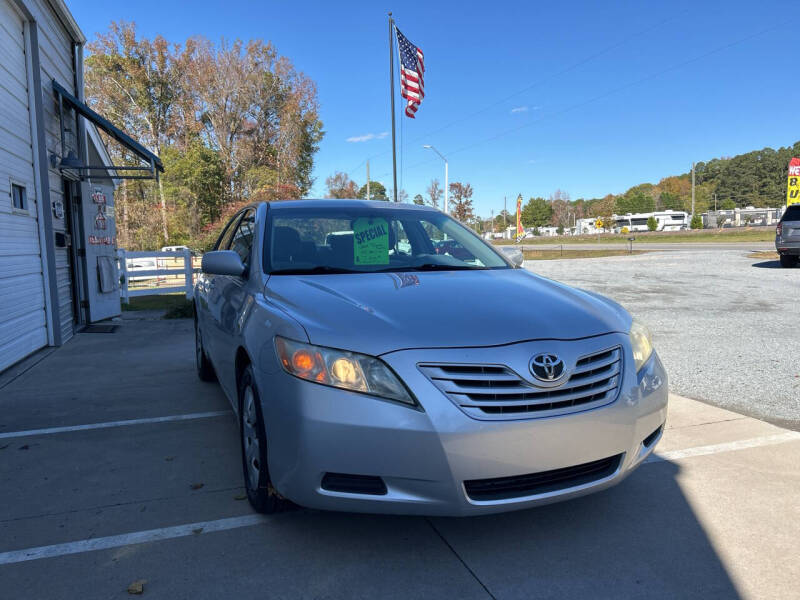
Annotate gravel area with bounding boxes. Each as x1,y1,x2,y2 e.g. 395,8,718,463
525,251,800,430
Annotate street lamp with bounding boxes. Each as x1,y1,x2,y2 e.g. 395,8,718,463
423,145,448,213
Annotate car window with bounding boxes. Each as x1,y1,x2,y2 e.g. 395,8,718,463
229,209,256,266
267,206,509,274
781,205,800,222
215,213,243,250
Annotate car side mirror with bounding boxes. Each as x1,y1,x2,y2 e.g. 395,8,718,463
498,246,524,267
202,250,246,277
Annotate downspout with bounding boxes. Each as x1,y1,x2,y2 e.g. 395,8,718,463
73,41,92,324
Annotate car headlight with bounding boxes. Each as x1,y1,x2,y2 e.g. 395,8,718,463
629,319,654,372
274,336,416,406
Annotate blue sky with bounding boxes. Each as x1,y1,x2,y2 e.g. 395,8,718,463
67,0,798,216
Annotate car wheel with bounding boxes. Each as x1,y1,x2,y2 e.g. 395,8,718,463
195,317,216,382
779,255,798,268
239,365,283,514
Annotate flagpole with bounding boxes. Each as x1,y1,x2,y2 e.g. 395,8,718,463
388,12,398,202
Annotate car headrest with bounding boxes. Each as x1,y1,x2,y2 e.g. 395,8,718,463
272,226,302,263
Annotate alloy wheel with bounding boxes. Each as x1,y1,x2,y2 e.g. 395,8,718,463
241,385,261,490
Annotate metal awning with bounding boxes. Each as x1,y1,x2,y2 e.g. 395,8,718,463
52,80,164,179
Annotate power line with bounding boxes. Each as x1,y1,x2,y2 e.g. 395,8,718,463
345,9,690,179
370,19,788,181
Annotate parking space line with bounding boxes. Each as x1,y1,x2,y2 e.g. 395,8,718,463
1,430,798,565
0,514,267,565
646,431,800,463
0,411,231,440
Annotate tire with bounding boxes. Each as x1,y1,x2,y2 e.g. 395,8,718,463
239,365,283,514
195,316,216,382
779,255,798,268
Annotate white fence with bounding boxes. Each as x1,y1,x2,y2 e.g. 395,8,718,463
117,249,197,303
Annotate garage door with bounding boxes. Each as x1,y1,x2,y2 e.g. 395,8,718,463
0,0,48,372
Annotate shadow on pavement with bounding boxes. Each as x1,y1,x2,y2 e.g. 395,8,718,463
258,460,740,599
751,260,783,268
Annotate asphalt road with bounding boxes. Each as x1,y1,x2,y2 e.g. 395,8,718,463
527,248,800,429
513,241,774,252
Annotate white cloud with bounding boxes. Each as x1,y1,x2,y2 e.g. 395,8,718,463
510,106,528,113
346,131,389,143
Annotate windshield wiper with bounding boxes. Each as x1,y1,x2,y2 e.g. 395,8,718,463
389,263,488,272
270,265,361,275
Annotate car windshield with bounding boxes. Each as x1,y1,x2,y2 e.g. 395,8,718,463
781,205,800,222
266,205,510,274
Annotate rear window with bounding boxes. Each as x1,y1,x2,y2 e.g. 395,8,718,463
781,205,800,222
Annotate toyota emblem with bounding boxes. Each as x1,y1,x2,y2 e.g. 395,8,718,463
530,353,566,382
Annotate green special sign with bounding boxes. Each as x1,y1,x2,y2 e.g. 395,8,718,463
353,217,389,265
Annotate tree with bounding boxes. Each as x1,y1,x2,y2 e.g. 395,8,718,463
84,23,324,250
426,179,442,208
85,22,181,243
357,181,387,201
494,209,513,231
396,189,409,203
325,172,358,198
161,142,225,243
448,182,474,222
521,197,552,227
647,216,658,231
413,194,424,205
184,37,323,203
690,214,703,229
720,198,736,210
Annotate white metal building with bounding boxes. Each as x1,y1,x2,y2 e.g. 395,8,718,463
0,0,162,372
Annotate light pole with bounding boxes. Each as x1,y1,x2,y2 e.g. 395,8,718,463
423,145,448,213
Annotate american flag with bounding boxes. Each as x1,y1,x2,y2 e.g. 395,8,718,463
396,27,424,118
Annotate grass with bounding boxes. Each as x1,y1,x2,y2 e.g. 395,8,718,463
749,250,779,260
122,294,194,319
493,227,774,245
523,249,649,260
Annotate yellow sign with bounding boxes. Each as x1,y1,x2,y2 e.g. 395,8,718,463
595,218,604,229
787,158,800,206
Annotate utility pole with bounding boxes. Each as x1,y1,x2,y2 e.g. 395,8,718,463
714,192,717,211
691,162,696,217
503,196,507,229
490,209,494,233
366,160,370,200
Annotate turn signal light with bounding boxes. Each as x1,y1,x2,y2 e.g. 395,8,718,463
292,350,316,373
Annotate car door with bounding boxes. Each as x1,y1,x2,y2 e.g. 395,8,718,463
209,208,257,398
198,212,242,369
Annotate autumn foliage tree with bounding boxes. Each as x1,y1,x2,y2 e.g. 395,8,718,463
448,182,474,223
325,172,358,198
426,179,442,208
84,21,324,250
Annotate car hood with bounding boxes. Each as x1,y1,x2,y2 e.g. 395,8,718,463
264,269,631,356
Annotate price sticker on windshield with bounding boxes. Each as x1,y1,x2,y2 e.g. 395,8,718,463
353,218,390,265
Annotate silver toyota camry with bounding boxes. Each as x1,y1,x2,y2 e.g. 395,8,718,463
194,199,668,516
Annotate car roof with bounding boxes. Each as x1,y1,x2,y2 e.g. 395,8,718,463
265,199,436,212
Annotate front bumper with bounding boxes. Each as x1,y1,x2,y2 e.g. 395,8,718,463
257,333,668,516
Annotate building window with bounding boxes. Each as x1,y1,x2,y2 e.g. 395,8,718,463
12,184,27,211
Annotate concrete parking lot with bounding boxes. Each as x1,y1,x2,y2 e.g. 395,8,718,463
1,313,798,599
527,248,800,430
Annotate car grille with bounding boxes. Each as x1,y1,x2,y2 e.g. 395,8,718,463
419,346,622,420
464,453,623,501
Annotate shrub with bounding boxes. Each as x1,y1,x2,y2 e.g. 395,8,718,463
690,214,703,229
646,216,658,231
